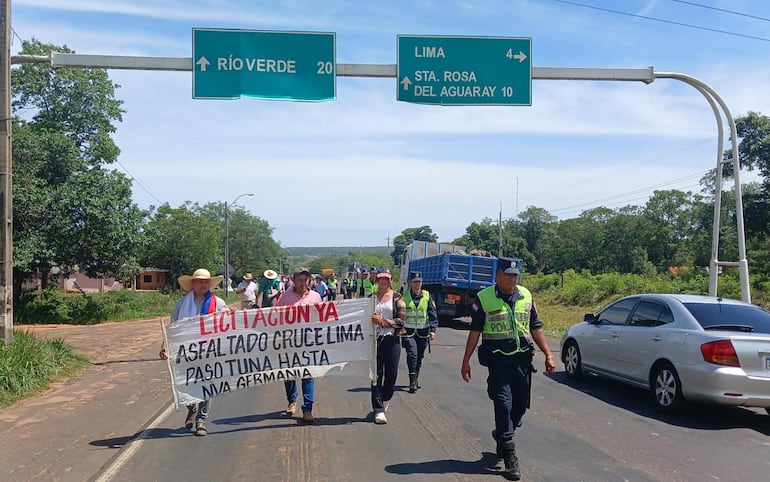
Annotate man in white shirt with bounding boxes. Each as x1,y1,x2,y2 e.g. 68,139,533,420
235,272,258,309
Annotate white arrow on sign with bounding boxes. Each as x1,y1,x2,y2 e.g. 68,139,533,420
400,76,412,90
196,56,210,72
513,51,527,63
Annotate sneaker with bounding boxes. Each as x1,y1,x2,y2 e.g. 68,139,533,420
383,400,390,412
374,411,388,424
194,421,208,436
302,411,315,424
185,405,198,429
286,401,297,416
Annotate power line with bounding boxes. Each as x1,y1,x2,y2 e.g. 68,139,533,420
548,170,709,215
535,139,712,198
670,0,770,23
115,159,164,205
552,0,770,42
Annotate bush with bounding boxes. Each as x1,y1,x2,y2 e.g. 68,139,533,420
0,330,88,406
15,289,177,325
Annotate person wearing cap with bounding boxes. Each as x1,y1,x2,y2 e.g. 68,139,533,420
370,269,406,424
257,269,280,308
354,269,376,298
235,272,258,309
159,268,230,436
313,275,329,300
401,271,438,393
460,258,556,480
276,266,323,424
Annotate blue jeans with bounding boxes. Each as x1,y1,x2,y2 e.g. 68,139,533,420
284,378,314,412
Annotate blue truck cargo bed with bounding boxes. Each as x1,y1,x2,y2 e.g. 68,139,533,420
409,254,497,290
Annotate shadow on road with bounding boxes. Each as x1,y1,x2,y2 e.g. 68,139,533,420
550,371,770,435
386,451,501,477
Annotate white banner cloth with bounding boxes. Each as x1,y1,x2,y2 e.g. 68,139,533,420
162,298,374,406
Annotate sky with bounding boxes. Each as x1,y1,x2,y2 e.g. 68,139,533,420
9,0,770,247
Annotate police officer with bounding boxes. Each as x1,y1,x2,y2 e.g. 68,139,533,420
355,269,376,298
460,258,555,480
401,271,438,393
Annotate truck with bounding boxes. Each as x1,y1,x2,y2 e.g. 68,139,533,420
399,242,521,324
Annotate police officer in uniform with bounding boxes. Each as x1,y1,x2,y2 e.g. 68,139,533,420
460,258,556,480
401,271,438,393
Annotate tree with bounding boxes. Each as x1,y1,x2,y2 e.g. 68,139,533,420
11,39,144,296
391,226,438,264
140,203,222,285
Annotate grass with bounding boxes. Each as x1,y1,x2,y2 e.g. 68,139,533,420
0,330,89,407
536,291,609,339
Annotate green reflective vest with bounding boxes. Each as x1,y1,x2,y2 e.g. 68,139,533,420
477,285,533,354
403,290,431,329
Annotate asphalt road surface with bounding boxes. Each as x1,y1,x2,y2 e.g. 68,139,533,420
92,319,770,482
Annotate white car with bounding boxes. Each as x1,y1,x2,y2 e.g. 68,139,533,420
560,294,770,413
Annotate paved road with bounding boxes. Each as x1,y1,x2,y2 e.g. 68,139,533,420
3,318,770,481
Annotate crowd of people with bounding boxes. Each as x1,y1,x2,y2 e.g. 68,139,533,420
163,259,554,480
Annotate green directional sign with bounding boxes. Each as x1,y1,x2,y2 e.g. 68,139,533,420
192,28,336,101
397,35,531,106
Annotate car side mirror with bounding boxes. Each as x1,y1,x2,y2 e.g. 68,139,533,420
584,313,597,324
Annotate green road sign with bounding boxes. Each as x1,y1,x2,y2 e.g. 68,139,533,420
192,28,336,101
397,35,531,106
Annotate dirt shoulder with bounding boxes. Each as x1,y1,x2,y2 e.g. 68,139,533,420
0,319,173,482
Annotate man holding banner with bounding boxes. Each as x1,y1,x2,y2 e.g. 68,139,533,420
277,266,323,424
160,268,230,436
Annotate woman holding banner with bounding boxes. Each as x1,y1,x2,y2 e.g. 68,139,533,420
370,269,406,424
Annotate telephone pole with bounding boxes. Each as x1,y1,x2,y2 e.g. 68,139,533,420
0,0,13,343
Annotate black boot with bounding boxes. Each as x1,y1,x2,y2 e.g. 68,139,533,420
415,372,421,389
492,430,504,458
408,373,417,393
501,439,521,481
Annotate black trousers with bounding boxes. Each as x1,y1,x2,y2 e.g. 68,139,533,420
401,328,430,375
371,335,400,410
487,353,530,440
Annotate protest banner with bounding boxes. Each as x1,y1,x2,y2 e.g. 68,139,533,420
161,298,374,407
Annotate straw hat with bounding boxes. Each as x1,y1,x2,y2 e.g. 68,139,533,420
178,268,224,292
242,272,254,281
263,269,278,280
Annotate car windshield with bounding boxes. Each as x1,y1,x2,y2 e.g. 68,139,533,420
683,302,770,334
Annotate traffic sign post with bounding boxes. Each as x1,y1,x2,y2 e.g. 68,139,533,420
192,28,336,101
397,35,532,106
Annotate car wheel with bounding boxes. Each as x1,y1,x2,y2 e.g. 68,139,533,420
563,340,583,378
651,362,685,412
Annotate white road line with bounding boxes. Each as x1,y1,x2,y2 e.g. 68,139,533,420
93,403,176,482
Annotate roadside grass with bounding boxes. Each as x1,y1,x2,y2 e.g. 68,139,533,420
0,331,89,407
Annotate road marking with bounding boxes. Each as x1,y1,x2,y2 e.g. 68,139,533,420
93,403,175,482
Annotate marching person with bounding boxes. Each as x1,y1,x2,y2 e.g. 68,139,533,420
159,268,230,436
258,269,280,308
235,272,257,309
277,267,323,424
460,258,556,480
370,269,406,424
401,271,438,393
355,269,376,298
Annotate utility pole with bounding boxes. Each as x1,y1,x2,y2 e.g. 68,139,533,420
224,193,254,296
498,202,503,258
0,0,12,344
